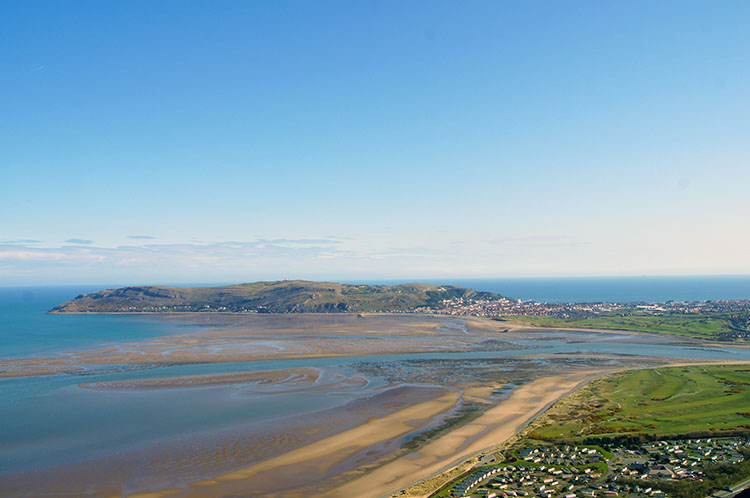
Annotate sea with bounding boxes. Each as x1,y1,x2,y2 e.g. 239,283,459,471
0,286,194,359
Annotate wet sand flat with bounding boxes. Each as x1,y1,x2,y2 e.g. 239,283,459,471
320,370,608,498
78,367,323,389
0,313,689,379
2,312,736,498
0,384,451,498
0,314,513,378
117,357,672,498
166,390,462,498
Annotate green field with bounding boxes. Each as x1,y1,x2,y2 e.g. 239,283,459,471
529,365,750,441
505,312,739,340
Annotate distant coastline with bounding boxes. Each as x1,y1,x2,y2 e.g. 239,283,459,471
46,278,750,342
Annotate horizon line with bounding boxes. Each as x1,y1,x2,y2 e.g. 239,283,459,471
3,273,750,289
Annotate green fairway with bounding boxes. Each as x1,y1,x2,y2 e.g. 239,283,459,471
529,365,750,441
506,312,740,340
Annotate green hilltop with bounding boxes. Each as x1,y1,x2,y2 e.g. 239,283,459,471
50,280,504,314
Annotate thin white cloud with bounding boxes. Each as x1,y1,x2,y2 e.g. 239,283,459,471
0,240,355,270
0,246,105,263
0,249,66,261
2,239,43,244
373,247,447,256
2,233,746,285
489,235,590,250
256,238,343,246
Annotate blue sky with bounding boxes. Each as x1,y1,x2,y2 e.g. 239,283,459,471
1,1,749,285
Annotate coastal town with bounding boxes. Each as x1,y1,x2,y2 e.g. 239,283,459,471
437,438,750,498
414,296,750,321
410,296,750,340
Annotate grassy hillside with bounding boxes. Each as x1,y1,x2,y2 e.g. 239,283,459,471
529,365,750,441
50,280,504,313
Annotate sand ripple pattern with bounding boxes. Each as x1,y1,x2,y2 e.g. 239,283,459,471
78,367,322,390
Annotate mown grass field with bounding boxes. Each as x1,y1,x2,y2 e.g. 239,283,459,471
529,365,750,441
506,312,736,339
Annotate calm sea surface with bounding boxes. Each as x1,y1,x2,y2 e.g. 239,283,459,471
0,286,207,358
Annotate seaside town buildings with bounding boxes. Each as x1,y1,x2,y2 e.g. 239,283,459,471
413,298,750,321
408,298,750,340
441,438,749,498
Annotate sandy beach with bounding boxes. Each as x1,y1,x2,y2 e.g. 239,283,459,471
0,313,690,379
0,314,513,378
187,391,460,497
129,369,625,498
0,383,452,498
4,356,738,498
78,367,323,389
321,370,607,498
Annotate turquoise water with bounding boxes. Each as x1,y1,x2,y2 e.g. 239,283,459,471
0,286,203,358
